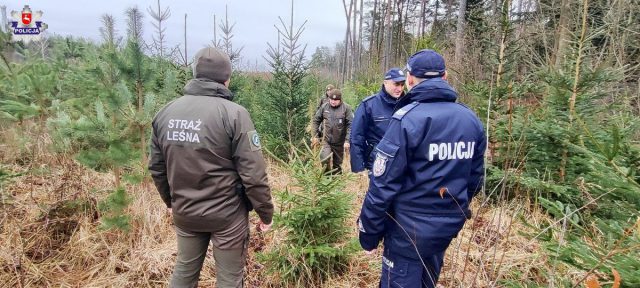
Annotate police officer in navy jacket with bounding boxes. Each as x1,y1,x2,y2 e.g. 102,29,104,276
350,68,406,173
357,49,486,288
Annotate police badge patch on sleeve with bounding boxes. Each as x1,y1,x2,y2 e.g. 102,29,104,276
247,130,261,151
372,153,388,177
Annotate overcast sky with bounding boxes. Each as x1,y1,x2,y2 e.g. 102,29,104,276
3,0,347,70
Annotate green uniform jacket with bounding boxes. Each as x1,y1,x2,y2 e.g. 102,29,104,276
148,79,274,232
312,102,354,145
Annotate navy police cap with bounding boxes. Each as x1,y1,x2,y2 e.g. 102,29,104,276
405,49,446,78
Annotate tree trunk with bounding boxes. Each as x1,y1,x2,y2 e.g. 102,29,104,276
376,0,385,64
568,0,590,123
156,0,166,58
553,0,571,68
614,0,632,73
454,0,467,65
183,13,188,66
400,0,410,59
432,0,440,37
446,0,454,35
491,0,498,21
382,0,393,70
496,0,511,87
369,0,379,66
358,0,364,71
114,167,121,189
341,0,353,84
419,0,427,38
396,0,403,62
137,81,147,166
352,0,357,79
561,0,589,182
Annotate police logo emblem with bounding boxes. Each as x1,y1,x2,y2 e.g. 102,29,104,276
9,5,48,44
372,153,388,177
252,133,261,147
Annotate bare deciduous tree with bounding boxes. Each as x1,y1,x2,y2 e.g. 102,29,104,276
341,0,354,83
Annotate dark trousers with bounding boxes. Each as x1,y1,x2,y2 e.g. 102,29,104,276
379,246,446,288
320,143,344,174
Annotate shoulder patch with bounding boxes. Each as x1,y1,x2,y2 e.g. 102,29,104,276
392,102,419,120
247,130,261,151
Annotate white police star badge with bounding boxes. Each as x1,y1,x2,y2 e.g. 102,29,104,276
372,153,388,177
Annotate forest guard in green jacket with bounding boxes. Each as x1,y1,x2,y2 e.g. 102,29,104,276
312,89,354,174
149,47,274,288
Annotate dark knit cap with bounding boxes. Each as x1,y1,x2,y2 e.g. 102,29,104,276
192,47,232,83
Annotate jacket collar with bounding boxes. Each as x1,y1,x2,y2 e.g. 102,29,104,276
183,79,233,100
378,85,402,106
398,78,457,108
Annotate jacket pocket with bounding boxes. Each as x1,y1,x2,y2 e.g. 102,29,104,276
373,116,388,122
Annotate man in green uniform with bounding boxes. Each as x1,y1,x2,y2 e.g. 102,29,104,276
149,47,274,288
312,89,354,174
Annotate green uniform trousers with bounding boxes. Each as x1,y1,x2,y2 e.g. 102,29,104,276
170,216,249,288
320,143,345,174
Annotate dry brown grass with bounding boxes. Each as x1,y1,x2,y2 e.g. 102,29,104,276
1,142,550,287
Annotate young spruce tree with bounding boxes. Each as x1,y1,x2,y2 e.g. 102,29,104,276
261,145,356,286
259,3,311,160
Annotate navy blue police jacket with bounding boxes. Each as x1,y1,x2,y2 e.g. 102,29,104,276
357,78,486,258
350,86,402,172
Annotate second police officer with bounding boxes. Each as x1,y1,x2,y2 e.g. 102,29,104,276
350,68,406,173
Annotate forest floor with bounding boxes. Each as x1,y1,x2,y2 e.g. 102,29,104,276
0,134,554,287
